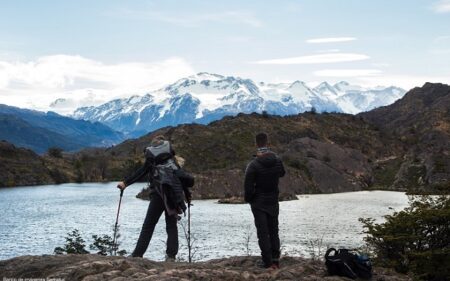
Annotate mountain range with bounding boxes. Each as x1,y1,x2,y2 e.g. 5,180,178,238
2,83,448,195
0,104,124,154
72,72,405,137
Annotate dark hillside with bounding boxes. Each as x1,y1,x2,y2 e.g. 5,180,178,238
360,83,450,192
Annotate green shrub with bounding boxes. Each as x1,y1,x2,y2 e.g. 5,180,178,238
360,196,450,281
90,234,126,256
49,168,69,184
48,147,63,158
55,228,127,256
285,157,313,180
54,229,89,254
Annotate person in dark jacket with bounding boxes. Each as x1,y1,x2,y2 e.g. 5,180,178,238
117,136,192,261
244,132,285,269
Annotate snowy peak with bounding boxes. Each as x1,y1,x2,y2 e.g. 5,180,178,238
315,82,336,93
333,81,365,93
314,82,339,99
189,72,225,81
288,80,309,90
72,73,406,137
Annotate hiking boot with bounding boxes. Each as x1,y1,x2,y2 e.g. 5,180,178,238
165,255,176,262
256,260,272,269
272,258,280,268
270,263,279,270
129,252,142,258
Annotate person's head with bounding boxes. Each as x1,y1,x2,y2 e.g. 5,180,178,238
151,135,166,146
255,132,269,148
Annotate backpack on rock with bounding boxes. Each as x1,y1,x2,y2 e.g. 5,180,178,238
324,248,372,279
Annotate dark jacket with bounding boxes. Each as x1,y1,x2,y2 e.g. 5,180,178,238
244,151,285,213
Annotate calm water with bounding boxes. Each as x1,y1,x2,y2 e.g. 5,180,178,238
0,183,409,261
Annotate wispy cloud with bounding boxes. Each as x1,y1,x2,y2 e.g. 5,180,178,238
306,37,356,43
314,69,382,77
253,53,370,65
0,55,195,113
316,49,340,53
108,9,262,27
431,0,450,13
371,62,391,68
357,74,450,89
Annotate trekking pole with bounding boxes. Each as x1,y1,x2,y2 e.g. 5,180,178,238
188,202,191,263
112,189,124,256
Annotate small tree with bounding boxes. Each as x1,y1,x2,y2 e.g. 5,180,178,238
242,224,253,256
90,234,115,256
179,219,198,262
307,234,326,261
54,228,127,256
48,147,63,158
54,229,89,254
360,196,450,281
90,234,127,256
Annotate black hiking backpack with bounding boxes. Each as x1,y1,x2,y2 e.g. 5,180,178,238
324,248,372,279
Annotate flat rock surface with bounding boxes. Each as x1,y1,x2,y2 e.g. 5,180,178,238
0,254,412,281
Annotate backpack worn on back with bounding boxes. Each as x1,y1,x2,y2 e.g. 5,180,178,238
325,248,372,279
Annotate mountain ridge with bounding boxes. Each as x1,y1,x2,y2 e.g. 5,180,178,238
72,72,405,137
1,83,447,197
0,104,125,153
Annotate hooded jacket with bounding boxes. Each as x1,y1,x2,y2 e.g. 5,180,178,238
244,150,285,213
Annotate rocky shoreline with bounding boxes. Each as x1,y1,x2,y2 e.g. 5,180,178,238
136,188,299,203
0,254,411,281
217,193,299,204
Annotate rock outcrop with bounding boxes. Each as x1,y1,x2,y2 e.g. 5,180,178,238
282,137,373,193
0,254,411,281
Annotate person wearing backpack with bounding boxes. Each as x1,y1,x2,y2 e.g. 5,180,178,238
244,132,286,269
117,135,193,261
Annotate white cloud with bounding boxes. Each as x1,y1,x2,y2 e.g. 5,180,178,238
109,9,262,27
371,62,391,68
0,55,195,114
432,0,450,13
306,37,356,43
254,53,370,65
314,69,382,77
357,74,450,90
316,49,340,53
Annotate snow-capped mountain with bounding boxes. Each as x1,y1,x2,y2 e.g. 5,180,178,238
72,72,405,137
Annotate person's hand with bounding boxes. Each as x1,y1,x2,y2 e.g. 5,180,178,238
185,193,192,205
117,181,127,191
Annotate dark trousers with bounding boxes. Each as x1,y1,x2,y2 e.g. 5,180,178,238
251,206,281,266
132,193,178,258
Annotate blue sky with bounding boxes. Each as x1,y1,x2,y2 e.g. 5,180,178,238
1,0,450,112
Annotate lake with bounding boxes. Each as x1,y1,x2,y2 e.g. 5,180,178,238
0,183,409,261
